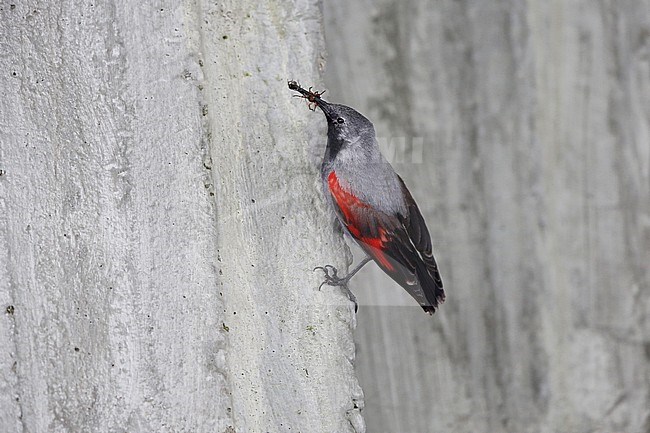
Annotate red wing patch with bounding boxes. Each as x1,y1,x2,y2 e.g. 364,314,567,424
327,172,445,313
327,171,394,271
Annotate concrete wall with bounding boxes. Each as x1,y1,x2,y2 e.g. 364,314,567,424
0,1,363,432
3,1,649,432
323,1,650,432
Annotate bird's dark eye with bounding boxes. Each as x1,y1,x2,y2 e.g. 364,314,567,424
336,117,345,124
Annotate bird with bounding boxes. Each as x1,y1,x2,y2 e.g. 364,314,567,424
288,81,445,314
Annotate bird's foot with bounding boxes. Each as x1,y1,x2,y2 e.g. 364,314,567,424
313,265,358,312
314,265,347,289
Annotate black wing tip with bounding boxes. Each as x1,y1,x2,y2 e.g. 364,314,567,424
421,288,446,315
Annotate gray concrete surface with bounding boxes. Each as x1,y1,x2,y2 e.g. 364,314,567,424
324,1,650,432
3,1,649,432
0,1,363,432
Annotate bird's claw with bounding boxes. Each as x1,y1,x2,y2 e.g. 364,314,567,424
314,264,346,290
313,264,336,274
314,264,358,312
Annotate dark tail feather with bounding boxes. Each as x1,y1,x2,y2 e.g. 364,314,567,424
416,259,445,315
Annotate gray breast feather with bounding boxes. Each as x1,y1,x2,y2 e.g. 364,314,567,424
321,152,407,216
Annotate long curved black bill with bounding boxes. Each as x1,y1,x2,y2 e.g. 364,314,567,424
314,98,334,119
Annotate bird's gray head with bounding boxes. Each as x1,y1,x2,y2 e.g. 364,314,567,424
315,100,376,157
287,81,377,160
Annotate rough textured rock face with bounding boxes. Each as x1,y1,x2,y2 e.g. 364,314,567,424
0,1,363,432
323,1,650,432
